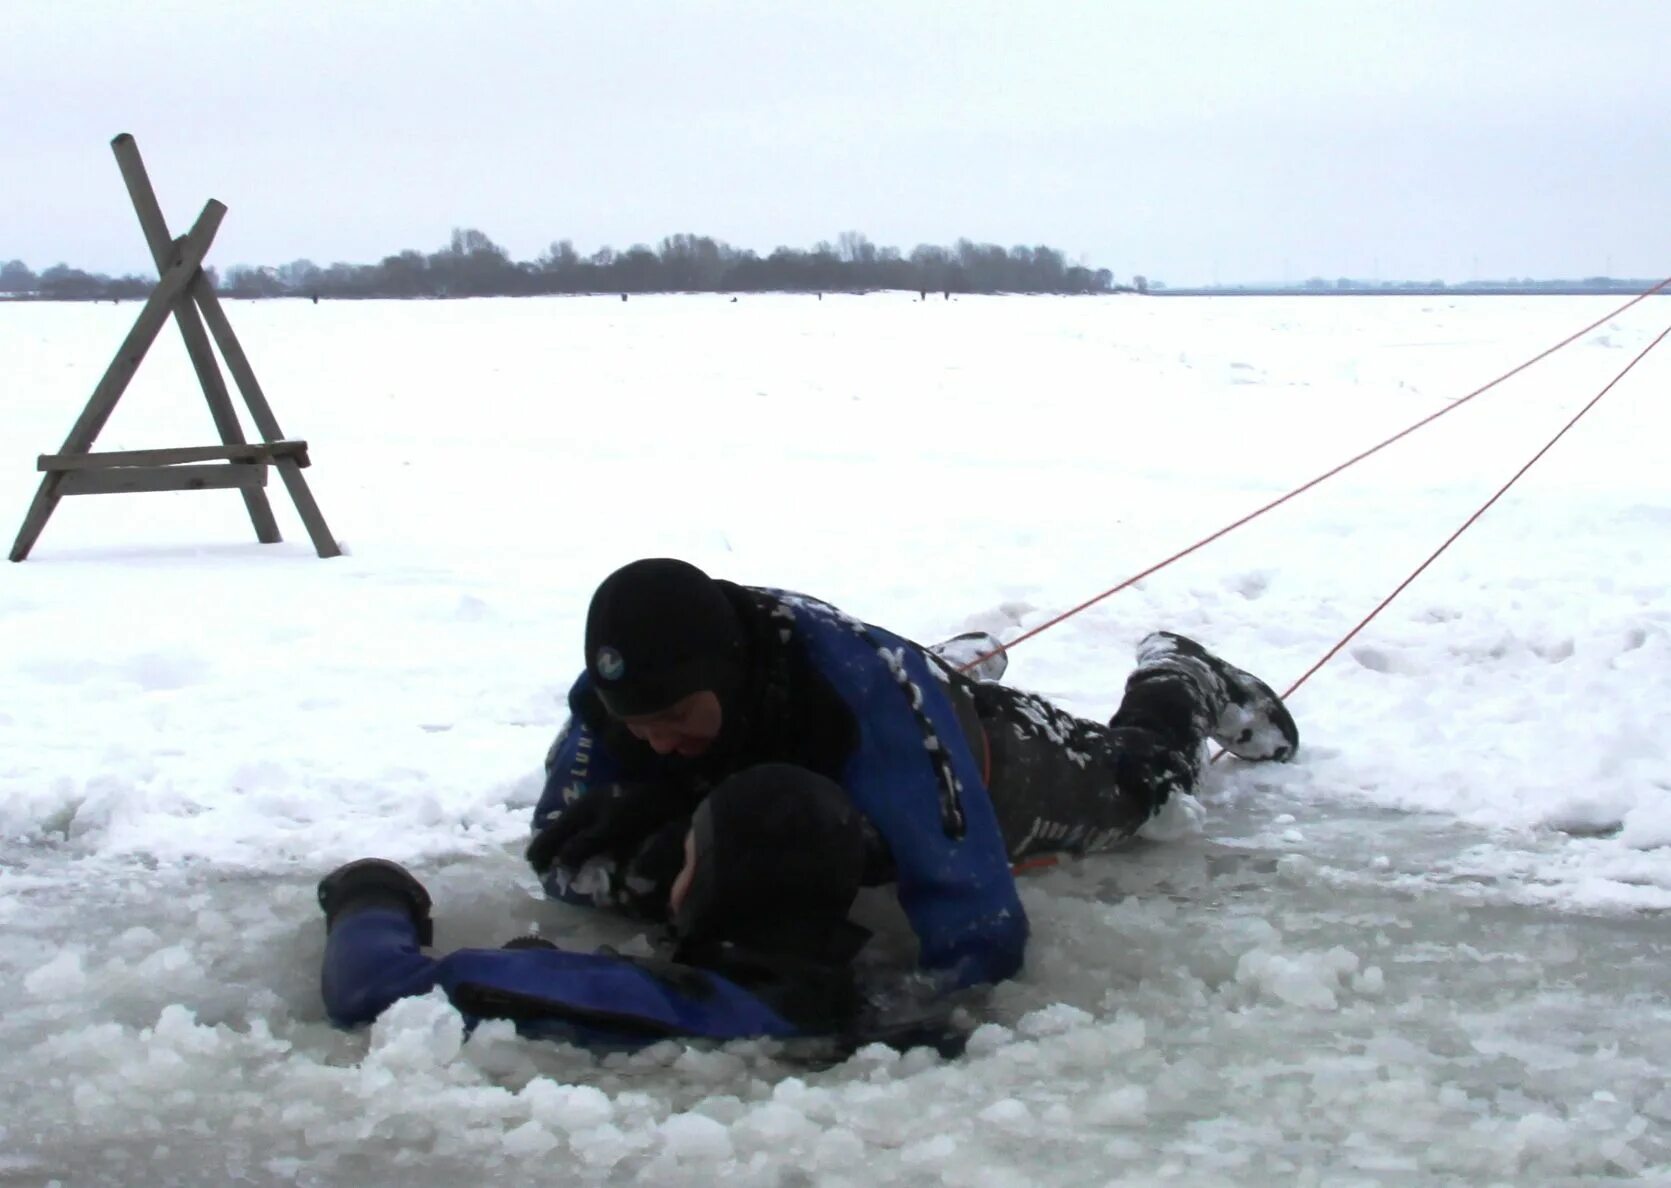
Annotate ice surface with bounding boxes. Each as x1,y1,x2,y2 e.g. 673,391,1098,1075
2,292,1669,1184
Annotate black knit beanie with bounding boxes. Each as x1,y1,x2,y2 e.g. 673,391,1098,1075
674,763,866,958
584,558,744,717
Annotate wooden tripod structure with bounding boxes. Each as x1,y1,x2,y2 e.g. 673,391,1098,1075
9,134,340,561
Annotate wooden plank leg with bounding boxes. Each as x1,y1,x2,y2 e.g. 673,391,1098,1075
178,296,280,541
8,474,65,562
273,457,341,558
197,282,342,556
193,284,287,439
168,296,280,542
111,135,280,545
180,304,281,542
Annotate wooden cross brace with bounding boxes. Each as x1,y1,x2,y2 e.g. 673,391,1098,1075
9,133,340,560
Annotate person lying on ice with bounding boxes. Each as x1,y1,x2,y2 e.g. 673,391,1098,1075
525,557,1299,993
318,764,962,1050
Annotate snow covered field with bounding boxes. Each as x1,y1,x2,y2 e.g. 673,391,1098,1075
2,291,1668,1186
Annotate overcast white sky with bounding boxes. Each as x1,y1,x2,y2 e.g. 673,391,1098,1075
7,0,1669,286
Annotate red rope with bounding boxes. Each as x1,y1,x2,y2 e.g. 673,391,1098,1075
1014,308,1661,866
1204,315,1671,765
1274,318,1671,705
959,278,1671,675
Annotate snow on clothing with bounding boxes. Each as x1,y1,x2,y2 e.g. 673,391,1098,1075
534,584,1206,991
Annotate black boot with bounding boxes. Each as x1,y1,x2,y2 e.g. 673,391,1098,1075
317,858,435,946
928,631,1008,682
1131,632,1298,762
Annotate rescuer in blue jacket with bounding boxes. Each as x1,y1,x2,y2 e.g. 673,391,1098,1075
526,558,1299,994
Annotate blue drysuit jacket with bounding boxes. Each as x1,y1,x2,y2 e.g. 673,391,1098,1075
533,587,1027,992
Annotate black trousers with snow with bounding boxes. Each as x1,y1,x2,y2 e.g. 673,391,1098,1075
569,666,1213,914
965,668,1205,862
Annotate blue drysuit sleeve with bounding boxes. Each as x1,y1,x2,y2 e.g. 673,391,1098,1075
321,907,803,1045
783,597,1029,989
530,675,635,908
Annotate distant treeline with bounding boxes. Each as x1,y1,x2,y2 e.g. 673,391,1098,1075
0,230,1121,301
1154,276,1664,297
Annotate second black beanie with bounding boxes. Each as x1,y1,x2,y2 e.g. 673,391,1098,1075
584,558,744,717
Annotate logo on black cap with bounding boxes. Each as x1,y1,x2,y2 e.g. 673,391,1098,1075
595,646,625,681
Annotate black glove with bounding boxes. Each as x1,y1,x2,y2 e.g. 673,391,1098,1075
614,815,694,921
526,782,687,877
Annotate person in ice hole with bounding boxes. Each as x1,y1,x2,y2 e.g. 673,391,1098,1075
316,764,937,1050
